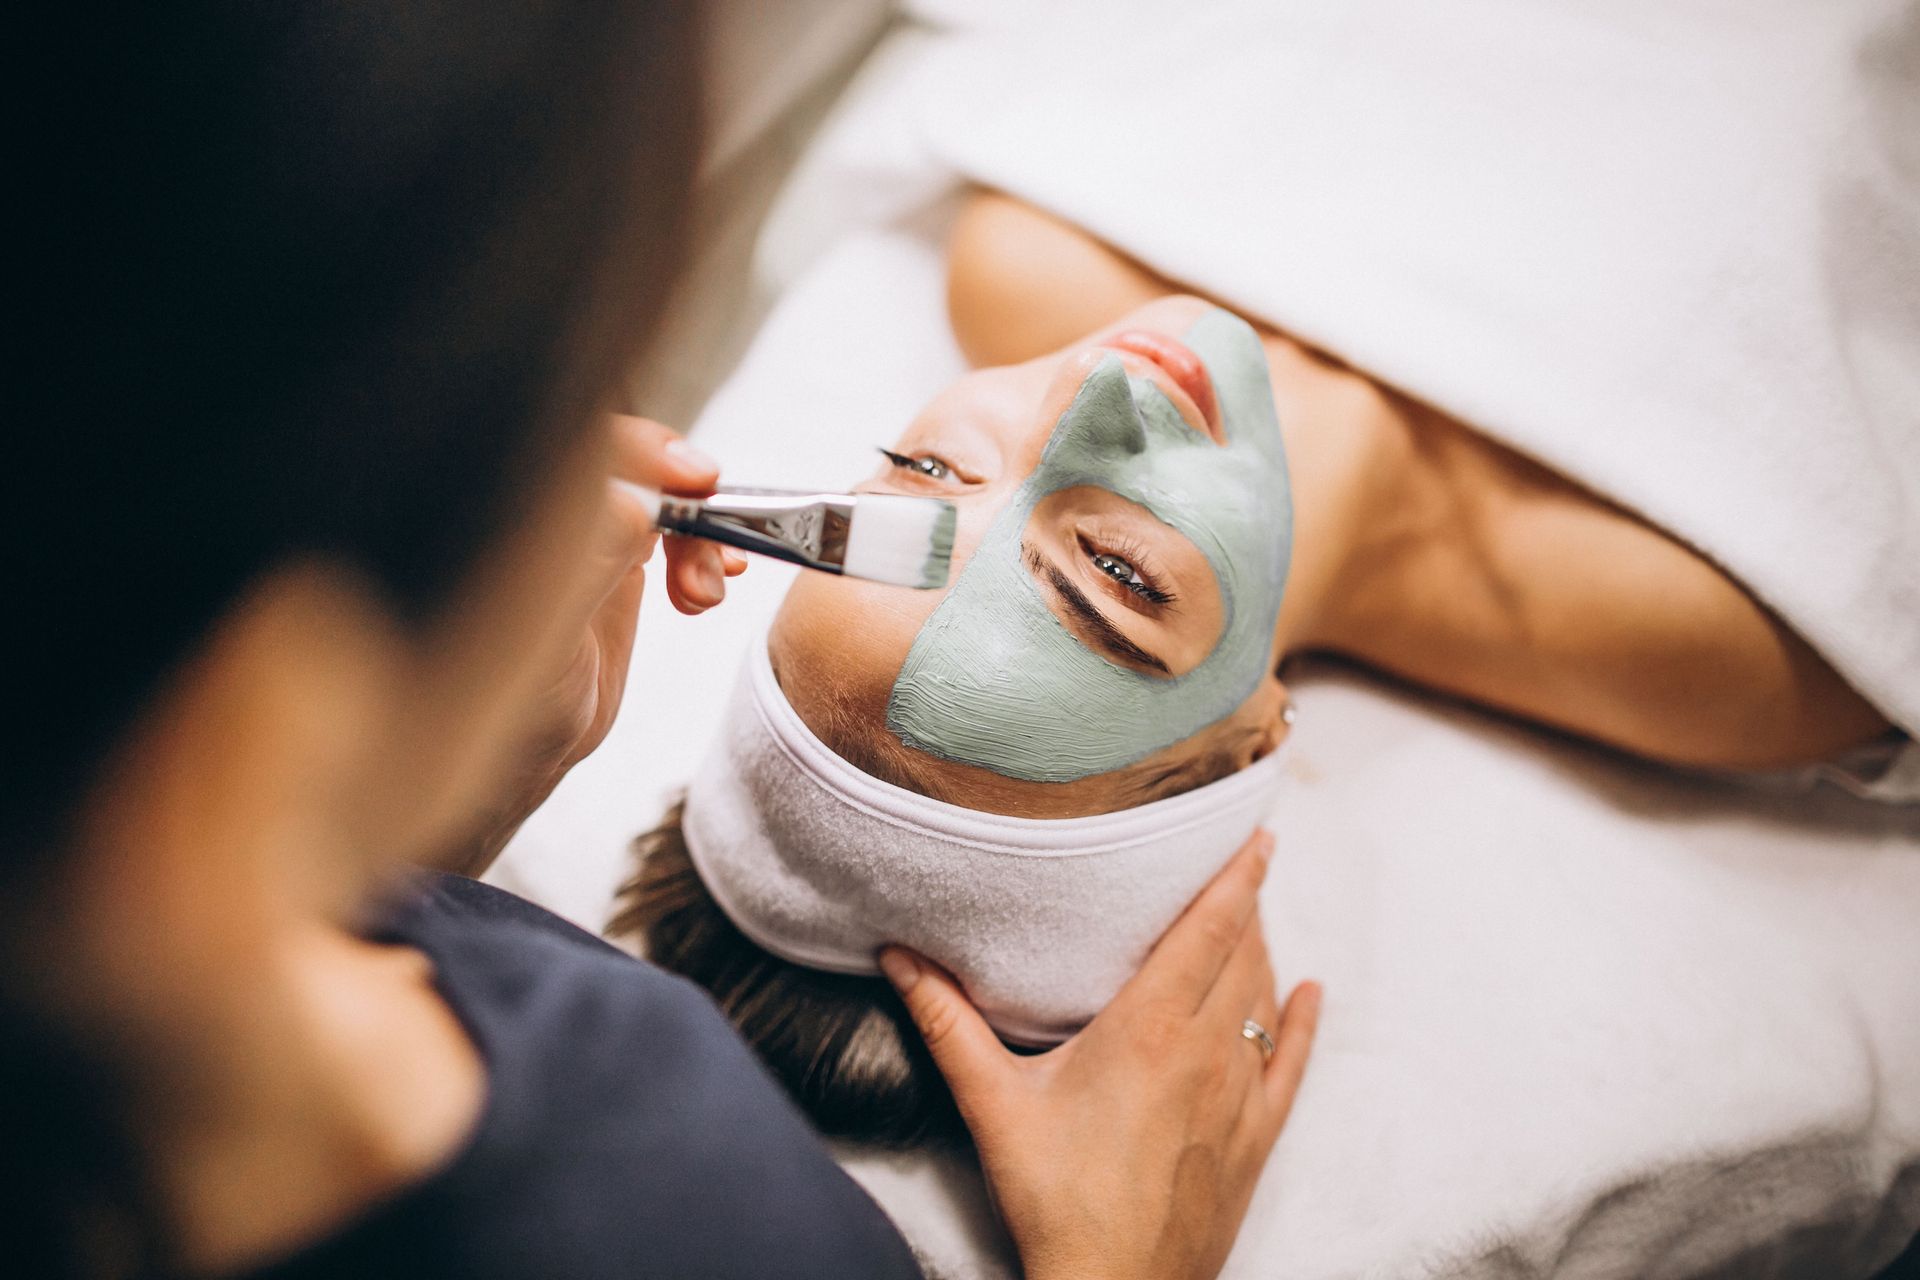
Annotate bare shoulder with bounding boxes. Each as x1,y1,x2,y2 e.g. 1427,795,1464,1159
946,191,1176,367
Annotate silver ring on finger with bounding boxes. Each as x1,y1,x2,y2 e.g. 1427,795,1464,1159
1241,1018,1276,1064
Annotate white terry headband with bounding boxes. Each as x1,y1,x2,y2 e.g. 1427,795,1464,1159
681,638,1284,1045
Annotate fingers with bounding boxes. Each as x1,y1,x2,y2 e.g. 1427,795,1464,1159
1122,830,1274,1016
606,417,742,615
879,948,1011,1119
1260,981,1322,1129
665,540,749,614
612,415,718,494
1200,903,1272,1029
664,533,731,614
1244,983,1283,1057
602,477,662,586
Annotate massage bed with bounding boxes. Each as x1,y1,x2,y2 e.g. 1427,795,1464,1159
492,4,1920,1275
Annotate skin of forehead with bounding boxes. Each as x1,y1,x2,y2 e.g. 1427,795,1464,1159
885,308,1293,782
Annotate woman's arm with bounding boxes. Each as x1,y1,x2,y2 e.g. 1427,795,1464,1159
1322,402,1892,768
947,192,1891,769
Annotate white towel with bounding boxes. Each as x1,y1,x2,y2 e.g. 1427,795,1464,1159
900,0,1920,749
681,636,1285,1044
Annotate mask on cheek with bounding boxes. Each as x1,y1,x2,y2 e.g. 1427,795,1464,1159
886,308,1293,782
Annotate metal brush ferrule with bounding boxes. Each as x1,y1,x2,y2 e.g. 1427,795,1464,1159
653,487,856,574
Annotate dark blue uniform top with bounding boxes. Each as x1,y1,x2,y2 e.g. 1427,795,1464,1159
237,874,923,1280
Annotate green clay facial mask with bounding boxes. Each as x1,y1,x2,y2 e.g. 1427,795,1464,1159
886,308,1292,782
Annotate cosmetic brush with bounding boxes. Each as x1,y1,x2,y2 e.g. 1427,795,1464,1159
630,485,956,589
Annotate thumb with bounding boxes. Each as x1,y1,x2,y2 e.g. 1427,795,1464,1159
879,948,1009,1104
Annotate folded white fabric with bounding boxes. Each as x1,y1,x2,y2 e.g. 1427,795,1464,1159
681,636,1285,1045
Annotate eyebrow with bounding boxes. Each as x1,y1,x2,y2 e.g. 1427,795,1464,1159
1022,541,1172,675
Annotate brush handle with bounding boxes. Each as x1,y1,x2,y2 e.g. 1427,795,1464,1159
623,483,852,575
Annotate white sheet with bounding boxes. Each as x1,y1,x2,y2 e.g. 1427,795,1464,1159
490,11,1920,1276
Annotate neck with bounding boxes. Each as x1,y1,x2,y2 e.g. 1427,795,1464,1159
1263,333,1419,657
56,838,483,1273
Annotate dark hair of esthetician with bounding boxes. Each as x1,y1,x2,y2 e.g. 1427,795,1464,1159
4,5,1317,1279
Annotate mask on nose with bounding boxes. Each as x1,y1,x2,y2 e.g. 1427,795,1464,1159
886,308,1293,782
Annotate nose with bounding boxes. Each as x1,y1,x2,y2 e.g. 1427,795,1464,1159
1055,354,1150,455
1096,328,1224,445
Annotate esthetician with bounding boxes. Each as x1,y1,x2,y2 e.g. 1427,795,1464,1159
4,6,1316,1278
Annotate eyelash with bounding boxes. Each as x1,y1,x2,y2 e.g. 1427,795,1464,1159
880,447,956,483
1078,532,1176,606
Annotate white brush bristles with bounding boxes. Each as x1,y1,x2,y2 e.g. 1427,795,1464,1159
842,494,957,589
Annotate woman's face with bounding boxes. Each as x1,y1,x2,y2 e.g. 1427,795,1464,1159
771,297,1294,817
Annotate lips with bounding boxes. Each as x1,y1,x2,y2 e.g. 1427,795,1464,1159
1099,330,1220,436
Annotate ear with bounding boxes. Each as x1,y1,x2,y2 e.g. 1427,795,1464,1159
1235,673,1293,767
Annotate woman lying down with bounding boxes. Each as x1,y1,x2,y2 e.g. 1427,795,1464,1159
612,196,1891,1146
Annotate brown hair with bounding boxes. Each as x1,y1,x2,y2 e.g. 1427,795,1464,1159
611,800,970,1150
613,711,1260,1147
